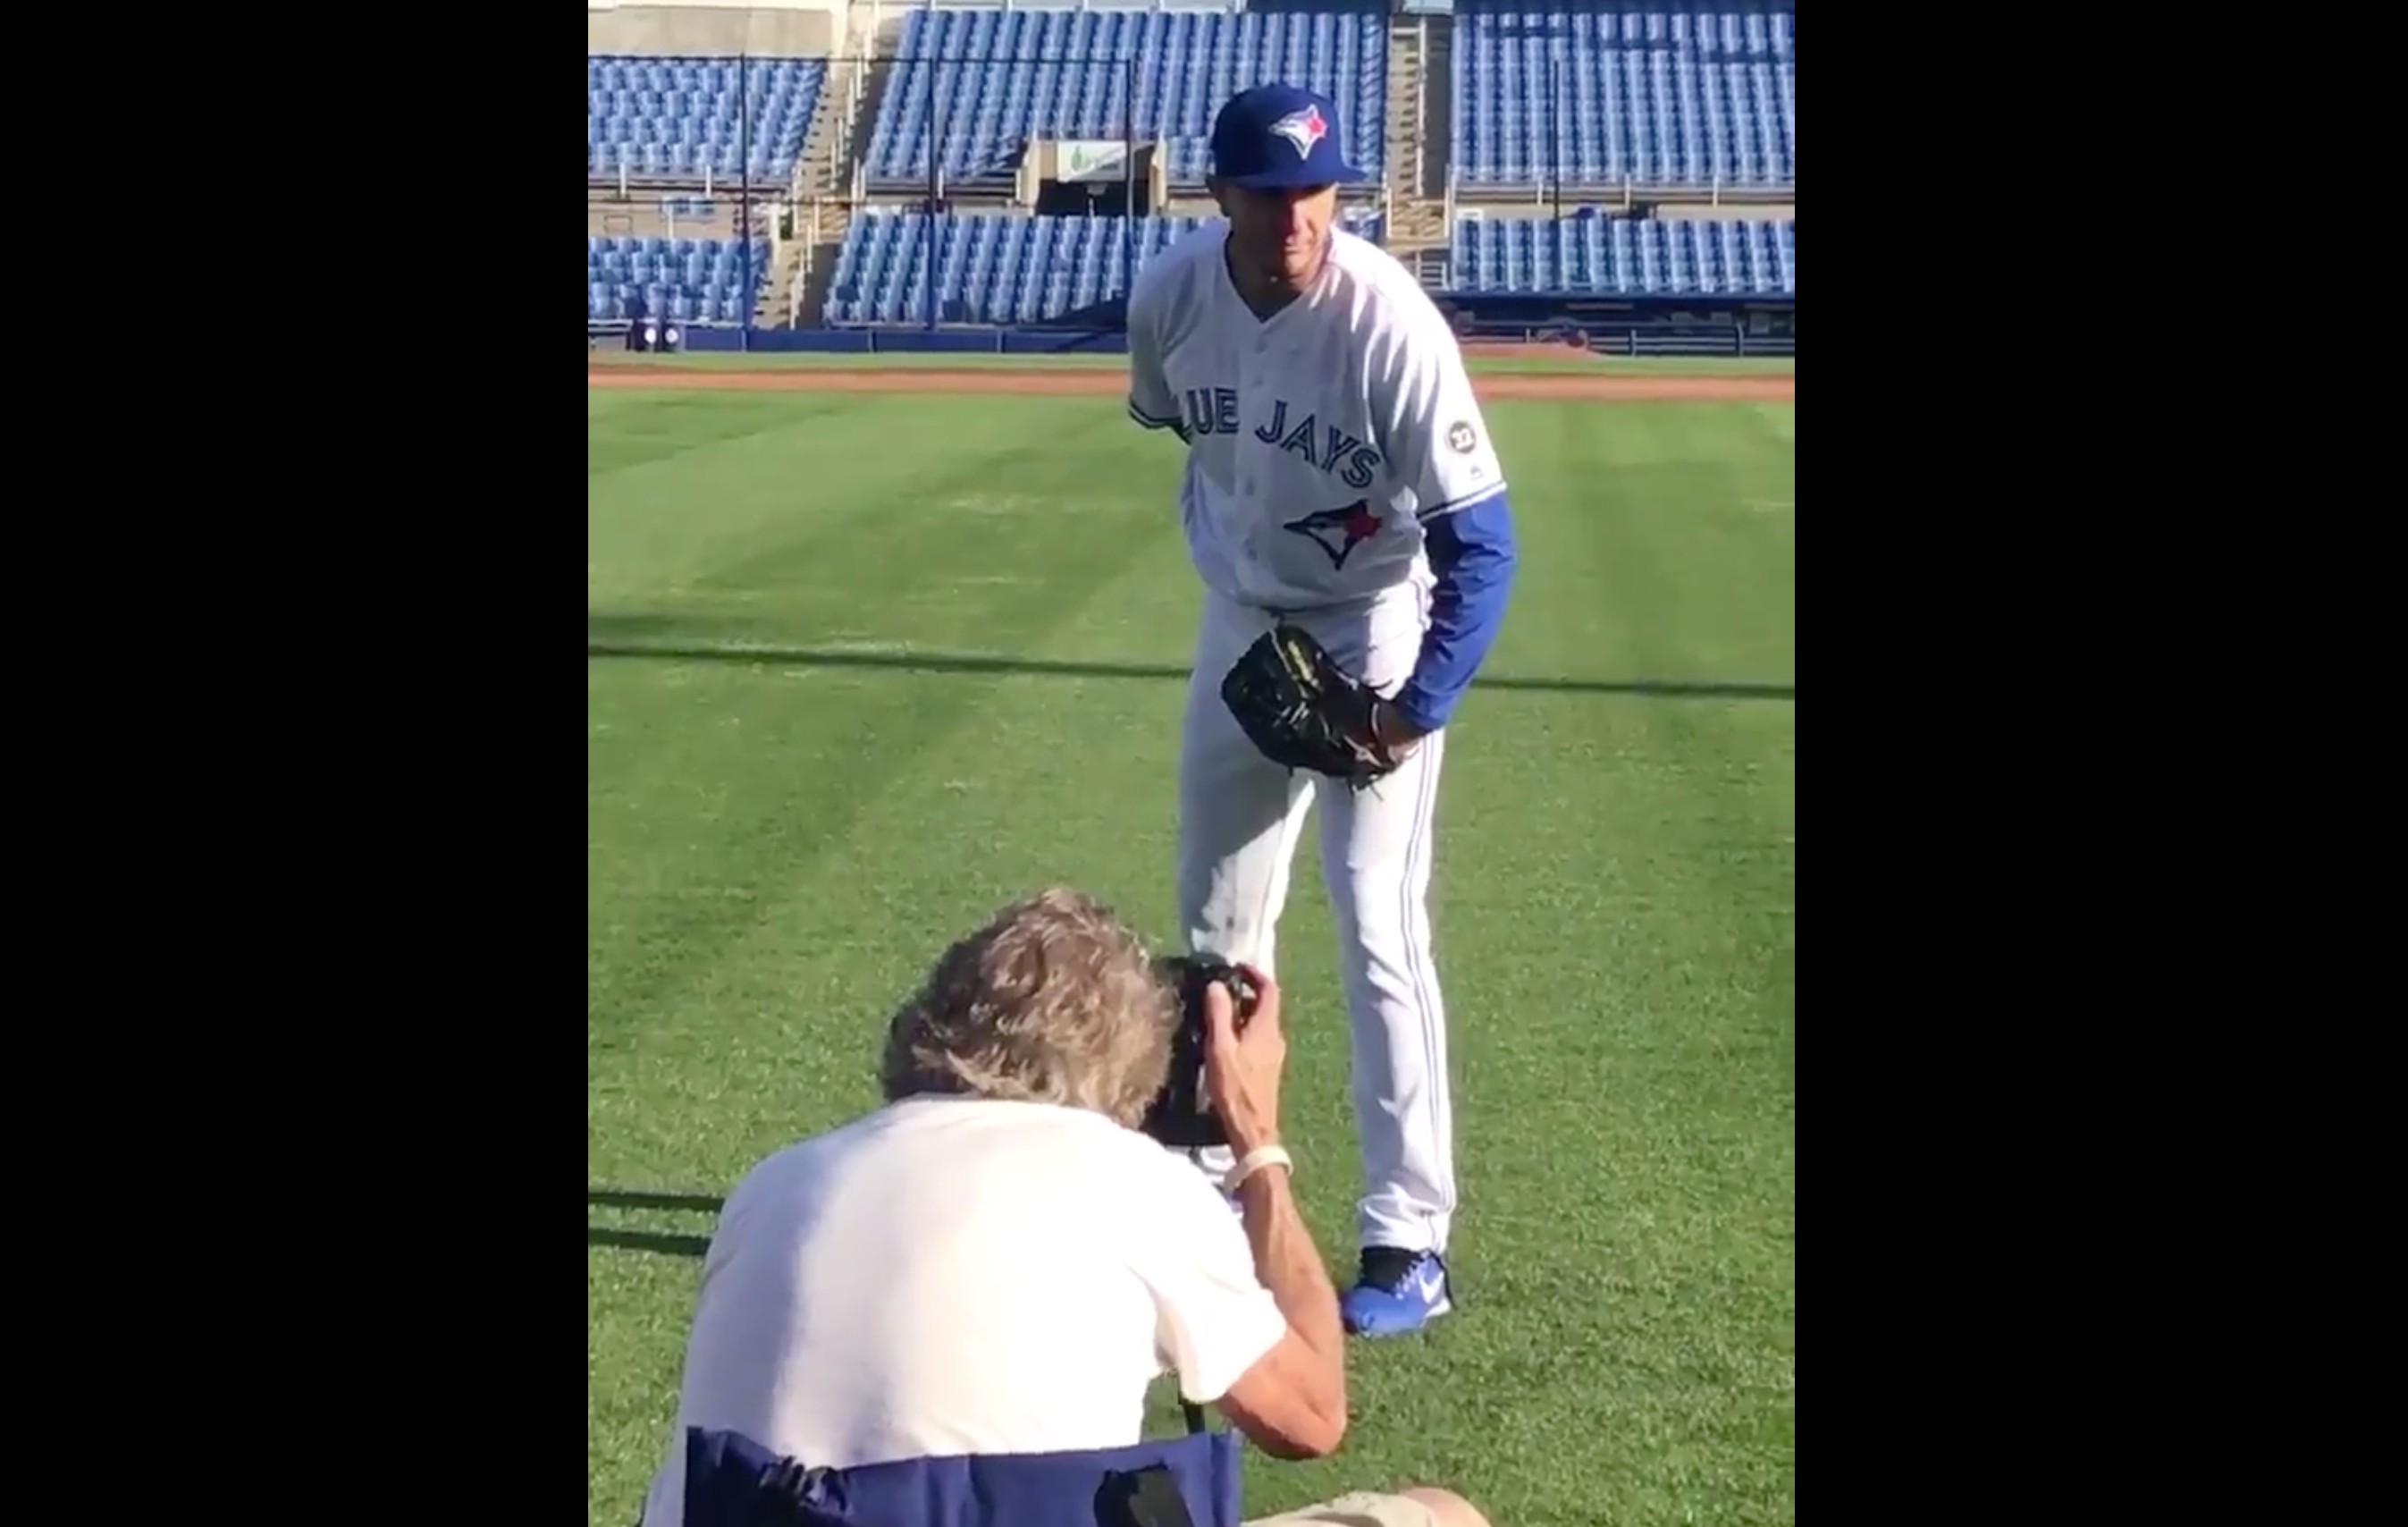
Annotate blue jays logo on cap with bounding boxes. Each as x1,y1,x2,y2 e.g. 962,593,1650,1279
1268,103,1327,159
1211,83,1367,190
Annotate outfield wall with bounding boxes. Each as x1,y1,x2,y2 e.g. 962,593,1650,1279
1431,292,1794,356
597,292,1797,357
656,325,1139,354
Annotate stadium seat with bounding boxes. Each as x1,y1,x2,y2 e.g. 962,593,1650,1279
587,55,827,185
585,233,772,324
1446,215,1792,296
863,3,1391,191
1451,3,1795,190
818,210,1385,326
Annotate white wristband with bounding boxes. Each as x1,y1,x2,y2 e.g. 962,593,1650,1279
1227,1144,1292,1191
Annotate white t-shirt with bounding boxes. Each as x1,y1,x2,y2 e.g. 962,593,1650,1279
635,1096,1288,1525
1125,222,1511,613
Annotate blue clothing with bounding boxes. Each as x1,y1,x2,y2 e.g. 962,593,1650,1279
1395,490,1519,734
678,1425,1244,1527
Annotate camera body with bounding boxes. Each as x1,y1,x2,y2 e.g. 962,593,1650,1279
1139,952,1260,1151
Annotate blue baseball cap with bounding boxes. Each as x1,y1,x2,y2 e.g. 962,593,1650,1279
1209,83,1367,190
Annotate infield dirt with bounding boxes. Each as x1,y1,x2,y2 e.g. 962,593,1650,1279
585,363,1794,403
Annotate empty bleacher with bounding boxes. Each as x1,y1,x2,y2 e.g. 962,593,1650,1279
863,3,1389,192
821,210,1384,325
580,3,1799,331
588,234,774,325
1450,213,1791,296
1451,2,1794,192
588,54,828,185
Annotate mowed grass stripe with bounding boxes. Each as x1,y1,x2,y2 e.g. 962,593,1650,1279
1754,400,1795,450
1494,402,1794,685
588,398,1191,1518
1387,403,1790,1526
585,391,865,477
588,395,1170,1038
588,417,1195,1151
586,398,1794,1527
1210,402,1793,1523
588,395,1082,607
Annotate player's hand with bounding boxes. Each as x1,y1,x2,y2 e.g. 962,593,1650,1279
1202,966,1285,1159
1368,698,1427,763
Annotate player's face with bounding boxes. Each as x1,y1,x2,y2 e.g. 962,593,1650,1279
1217,181,1339,291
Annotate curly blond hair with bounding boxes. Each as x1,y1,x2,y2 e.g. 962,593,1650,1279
880,888,1178,1130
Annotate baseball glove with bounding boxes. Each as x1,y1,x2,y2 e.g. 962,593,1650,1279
1219,622,1404,788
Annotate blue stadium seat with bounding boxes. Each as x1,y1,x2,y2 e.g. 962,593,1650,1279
1447,214,1792,296
819,209,1385,325
587,54,827,184
863,4,1391,191
585,233,772,324
1450,2,1795,190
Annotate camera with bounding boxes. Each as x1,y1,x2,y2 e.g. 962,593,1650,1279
1139,952,1260,1150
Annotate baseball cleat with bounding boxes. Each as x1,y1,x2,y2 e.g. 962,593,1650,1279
1341,1246,1452,1337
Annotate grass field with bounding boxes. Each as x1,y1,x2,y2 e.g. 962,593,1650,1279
587,370,1796,1527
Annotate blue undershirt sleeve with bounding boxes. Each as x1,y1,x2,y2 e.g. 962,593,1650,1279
1393,491,1518,734
1368,319,1518,735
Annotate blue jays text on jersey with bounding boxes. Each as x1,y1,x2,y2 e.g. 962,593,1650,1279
1176,388,1386,490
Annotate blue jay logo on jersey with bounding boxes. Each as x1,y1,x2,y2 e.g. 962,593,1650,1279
1284,500,1384,569
1253,401,1384,488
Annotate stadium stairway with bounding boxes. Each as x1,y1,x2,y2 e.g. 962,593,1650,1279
1419,11,1455,202
764,12,876,325
791,200,856,325
814,0,893,204
1385,14,1419,197
792,5,906,325
1408,9,1457,291
1383,10,1448,270
754,229,807,327
796,60,861,203
849,5,911,192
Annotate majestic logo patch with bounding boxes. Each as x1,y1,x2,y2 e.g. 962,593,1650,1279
1284,500,1383,569
1268,105,1328,160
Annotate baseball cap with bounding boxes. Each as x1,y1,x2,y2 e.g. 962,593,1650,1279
1209,83,1367,190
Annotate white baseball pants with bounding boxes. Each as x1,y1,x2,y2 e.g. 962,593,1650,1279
1175,584,1457,1255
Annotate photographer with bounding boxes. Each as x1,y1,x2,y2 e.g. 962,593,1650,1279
636,888,1490,1527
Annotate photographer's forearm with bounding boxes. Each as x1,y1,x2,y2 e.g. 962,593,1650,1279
1238,1166,1344,1367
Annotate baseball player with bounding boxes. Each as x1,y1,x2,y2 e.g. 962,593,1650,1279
1124,83,1519,1338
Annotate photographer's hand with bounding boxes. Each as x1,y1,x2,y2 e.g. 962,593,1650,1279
1202,968,1284,1156
1200,966,1350,1458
